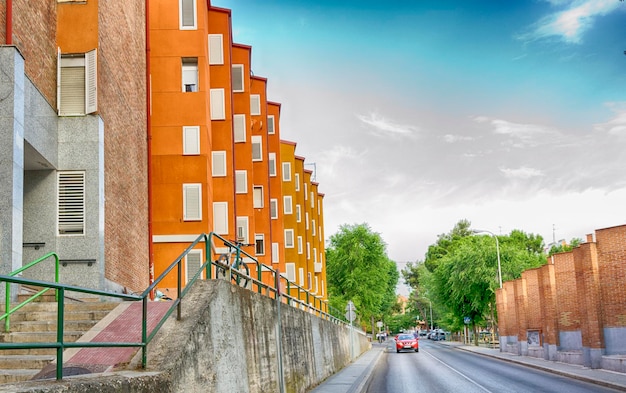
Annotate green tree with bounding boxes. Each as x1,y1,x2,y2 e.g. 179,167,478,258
548,238,582,256
326,223,399,333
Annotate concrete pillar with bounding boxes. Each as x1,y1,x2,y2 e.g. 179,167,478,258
0,47,25,283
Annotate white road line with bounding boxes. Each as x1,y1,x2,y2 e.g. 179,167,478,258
422,348,494,393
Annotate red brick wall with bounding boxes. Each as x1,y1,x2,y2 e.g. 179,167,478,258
573,241,603,348
553,251,580,332
98,0,149,292
11,0,57,105
597,225,626,328
522,268,542,330
502,281,517,337
538,264,558,345
514,279,528,341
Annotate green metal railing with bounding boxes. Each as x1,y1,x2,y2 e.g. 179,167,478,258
0,252,60,332
0,232,350,380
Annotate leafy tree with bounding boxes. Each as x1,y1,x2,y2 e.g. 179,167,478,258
326,223,399,333
424,219,473,272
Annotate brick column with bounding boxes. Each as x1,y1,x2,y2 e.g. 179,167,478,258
538,263,558,360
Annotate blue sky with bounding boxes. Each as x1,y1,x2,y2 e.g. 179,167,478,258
215,0,626,284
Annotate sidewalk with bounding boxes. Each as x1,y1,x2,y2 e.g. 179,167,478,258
307,344,385,393
439,340,626,392
307,340,626,393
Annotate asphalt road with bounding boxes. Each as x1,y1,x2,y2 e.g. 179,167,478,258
365,339,622,393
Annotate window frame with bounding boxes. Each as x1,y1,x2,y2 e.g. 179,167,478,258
183,126,200,155
183,183,202,221
179,0,197,30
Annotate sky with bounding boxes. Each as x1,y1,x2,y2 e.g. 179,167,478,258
214,0,626,292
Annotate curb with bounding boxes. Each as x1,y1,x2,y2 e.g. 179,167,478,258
350,347,386,393
451,345,626,393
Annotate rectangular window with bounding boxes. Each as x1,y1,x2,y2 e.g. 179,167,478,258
272,243,279,263
299,268,304,286
295,173,300,191
212,151,226,177
296,205,301,222
285,263,296,282
182,58,198,92
183,183,202,221
297,236,303,255
236,217,249,243
311,192,315,208
58,171,85,235
282,162,291,181
284,229,294,248
270,199,278,219
58,49,97,115
179,0,197,29
235,170,247,194
267,115,275,134
234,114,246,142
213,202,228,234
183,126,200,155
252,136,262,161
283,196,293,214
208,34,223,65
253,186,263,208
185,249,204,283
307,242,311,259
232,64,244,92
268,153,276,177
210,88,225,120
255,234,265,255
305,212,309,229
250,94,261,115
312,219,316,236
304,183,308,199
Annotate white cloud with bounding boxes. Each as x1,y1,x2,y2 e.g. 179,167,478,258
499,166,546,179
356,112,419,139
443,134,474,143
473,116,561,148
518,0,620,44
594,102,626,136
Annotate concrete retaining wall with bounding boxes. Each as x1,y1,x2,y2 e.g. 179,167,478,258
0,279,369,392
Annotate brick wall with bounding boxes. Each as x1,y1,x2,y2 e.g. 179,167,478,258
553,251,580,332
12,0,57,105
98,0,149,292
497,224,626,360
597,225,626,328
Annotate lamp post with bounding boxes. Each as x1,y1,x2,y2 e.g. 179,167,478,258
472,229,502,289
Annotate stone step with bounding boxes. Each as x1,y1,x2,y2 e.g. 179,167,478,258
0,331,83,343
9,320,97,333
0,347,56,356
0,354,55,370
9,310,114,323
6,301,120,313
0,368,39,384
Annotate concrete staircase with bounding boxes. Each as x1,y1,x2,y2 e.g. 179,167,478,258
0,292,119,383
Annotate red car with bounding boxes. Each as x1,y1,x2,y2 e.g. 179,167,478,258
395,333,419,353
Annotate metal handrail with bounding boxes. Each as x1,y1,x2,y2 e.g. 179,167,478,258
0,252,59,332
0,232,353,380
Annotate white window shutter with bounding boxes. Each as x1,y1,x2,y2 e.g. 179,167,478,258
213,202,228,234
252,136,262,161
183,184,202,221
232,65,244,92
186,250,203,283
235,170,247,193
234,114,246,142
286,263,296,282
210,88,225,120
250,94,261,115
183,126,200,155
85,49,97,114
272,243,279,263
208,34,223,65
212,151,226,176
267,115,275,134
58,171,85,235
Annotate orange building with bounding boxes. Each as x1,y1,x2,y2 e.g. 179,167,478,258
148,0,327,303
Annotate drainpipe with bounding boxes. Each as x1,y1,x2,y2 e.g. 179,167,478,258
6,0,12,44
146,0,154,291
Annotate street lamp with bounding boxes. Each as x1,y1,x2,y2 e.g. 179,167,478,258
472,229,502,289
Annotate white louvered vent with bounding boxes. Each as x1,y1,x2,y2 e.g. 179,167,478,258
58,172,85,235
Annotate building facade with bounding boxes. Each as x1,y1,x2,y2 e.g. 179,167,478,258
0,0,148,295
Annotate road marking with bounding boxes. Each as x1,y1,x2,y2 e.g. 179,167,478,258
422,348,493,393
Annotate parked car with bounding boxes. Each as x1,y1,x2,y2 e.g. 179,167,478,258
394,333,419,353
